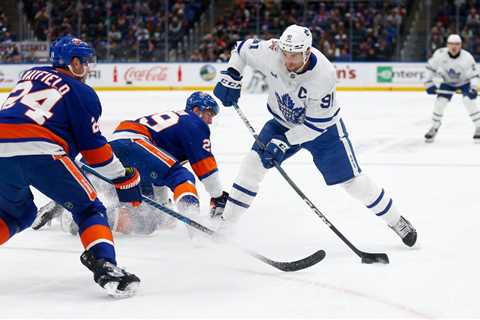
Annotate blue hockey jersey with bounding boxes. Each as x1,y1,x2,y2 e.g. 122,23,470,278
0,66,124,179
112,110,218,181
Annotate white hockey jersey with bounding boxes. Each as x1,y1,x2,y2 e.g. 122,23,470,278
425,48,479,87
228,38,340,145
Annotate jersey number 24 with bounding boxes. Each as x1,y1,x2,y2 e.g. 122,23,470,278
1,81,63,125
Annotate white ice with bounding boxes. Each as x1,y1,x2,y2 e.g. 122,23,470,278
1,91,479,318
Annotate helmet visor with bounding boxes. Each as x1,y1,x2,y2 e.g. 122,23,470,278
78,54,97,70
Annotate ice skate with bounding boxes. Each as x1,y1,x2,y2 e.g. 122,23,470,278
390,216,417,247
424,127,438,143
80,250,140,298
473,127,480,143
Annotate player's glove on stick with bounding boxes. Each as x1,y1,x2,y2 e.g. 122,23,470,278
214,68,242,106
467,88,478,99
112,167,142,207
210,191,229,218
426,85,437,95
261,136,290,169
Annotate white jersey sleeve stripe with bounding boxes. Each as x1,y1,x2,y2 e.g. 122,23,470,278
305,108,340,123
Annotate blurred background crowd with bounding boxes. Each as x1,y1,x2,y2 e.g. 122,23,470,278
0,0,479,63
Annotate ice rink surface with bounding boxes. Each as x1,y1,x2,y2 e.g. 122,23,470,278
1,91,479,318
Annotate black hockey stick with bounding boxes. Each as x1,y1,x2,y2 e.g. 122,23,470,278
232,102,389,264
81,164,326,272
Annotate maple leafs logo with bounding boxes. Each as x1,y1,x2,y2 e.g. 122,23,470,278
275,92,305,124
447,68,461,79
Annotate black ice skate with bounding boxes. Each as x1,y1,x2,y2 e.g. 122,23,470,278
424,127,438,143
80,250,140,298
390,216,417,247
32,201,63,230
474,127,480,143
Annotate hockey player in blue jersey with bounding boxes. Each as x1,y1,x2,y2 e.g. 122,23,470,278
108,91,229,233
34,92,229,236
0,36,142,297
213,24,417,247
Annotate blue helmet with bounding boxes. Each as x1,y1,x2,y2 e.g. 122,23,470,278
50,35,95,67
185,91,220,115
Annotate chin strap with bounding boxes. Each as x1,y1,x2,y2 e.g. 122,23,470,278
68,64,88,79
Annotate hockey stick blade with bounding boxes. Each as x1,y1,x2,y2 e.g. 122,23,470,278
142,195,327,272
246,249,326,272
360,252,389,264
81,165,326,272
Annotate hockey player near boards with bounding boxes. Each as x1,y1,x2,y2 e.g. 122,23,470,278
0,36,142,297
424,34,480,143
213,24,417,247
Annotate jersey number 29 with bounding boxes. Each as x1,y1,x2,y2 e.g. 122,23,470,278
139,110,188,132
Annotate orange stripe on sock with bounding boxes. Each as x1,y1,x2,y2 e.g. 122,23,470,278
173,181,198,202
115,121,152,140
0,218,10,245
0,123,70,153
54,155,97,201
135,139,176,167
80,224,114,250
81,144,114,166
191,156,218,178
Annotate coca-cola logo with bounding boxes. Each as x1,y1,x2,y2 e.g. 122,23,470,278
124,66,168,82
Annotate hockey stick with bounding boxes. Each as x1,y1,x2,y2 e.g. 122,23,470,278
232,102,389,264
81,164,326,272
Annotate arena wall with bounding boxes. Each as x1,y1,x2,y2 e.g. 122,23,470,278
0,62,430,92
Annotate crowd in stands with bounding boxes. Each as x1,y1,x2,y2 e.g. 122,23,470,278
20,0,208,62
189,0,410,63
0,10,21,63
431,0,480,59
14,0,411,63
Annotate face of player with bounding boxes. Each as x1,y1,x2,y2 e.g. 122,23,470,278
194,107,216,125
447,42,461,56
281,49,310,73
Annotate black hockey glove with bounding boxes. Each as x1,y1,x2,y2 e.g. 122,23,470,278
210,191,229,218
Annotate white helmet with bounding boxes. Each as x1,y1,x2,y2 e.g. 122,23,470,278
278,24,313,54
447,34,462,44
278,25,313,72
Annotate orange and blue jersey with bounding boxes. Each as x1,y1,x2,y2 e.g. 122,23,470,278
113,110,218,180
0,66,125,264
112,110,223,198
0,66,124,179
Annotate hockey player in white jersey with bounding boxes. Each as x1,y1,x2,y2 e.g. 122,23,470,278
424,34,480,142
213,24,417,247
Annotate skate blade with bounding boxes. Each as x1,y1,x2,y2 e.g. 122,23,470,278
425,138,434,143
104,281,140,298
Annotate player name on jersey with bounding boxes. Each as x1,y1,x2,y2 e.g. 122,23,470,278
20,69,70,95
